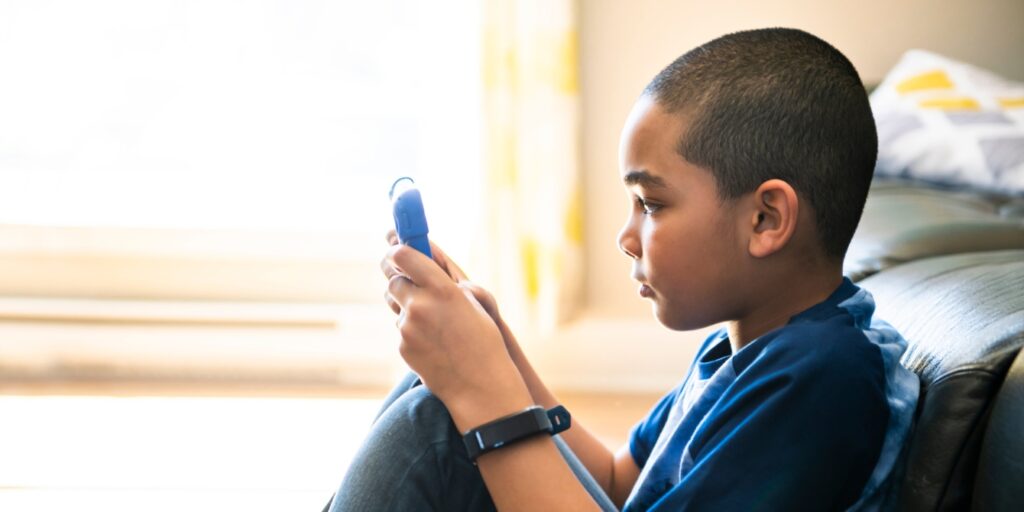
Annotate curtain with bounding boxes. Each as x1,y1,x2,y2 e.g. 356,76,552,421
475,0,583,339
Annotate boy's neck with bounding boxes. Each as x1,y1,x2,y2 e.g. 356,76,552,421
726,270,844,354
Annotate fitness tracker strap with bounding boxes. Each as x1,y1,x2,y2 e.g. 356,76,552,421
462,405,571,462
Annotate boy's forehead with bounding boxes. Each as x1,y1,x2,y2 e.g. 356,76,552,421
624,95,676,136
619,96,688,180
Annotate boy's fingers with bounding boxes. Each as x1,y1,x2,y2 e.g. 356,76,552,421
386,273,415,304
386,228,466,283
384,290,401,314
388,244,449,290
430,242,469,282
380,255,400,281
459,281,499,317
385,234,466,285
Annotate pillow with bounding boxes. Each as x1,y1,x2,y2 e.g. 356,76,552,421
870,50,1024,195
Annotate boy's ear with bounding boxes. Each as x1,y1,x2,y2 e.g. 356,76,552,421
747,179,799,259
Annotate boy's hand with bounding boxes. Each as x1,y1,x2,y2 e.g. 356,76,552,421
381,241,533,430
383,230,504,335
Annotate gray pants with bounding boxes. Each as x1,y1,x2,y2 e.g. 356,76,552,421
325,372,618,511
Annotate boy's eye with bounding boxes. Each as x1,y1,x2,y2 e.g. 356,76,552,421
635,196,661,215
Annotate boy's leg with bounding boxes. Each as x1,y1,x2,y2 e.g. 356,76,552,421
327,374,618,511
372,371,422,421
320,372,426,512
327,382,495,512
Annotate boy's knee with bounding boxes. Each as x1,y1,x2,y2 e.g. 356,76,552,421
399,385,449,420
377,384,456,445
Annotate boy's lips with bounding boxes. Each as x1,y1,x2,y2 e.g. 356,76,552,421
638,283,655,298
632,270,653,297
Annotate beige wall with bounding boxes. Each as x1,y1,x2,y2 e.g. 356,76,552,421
579,0,1024,317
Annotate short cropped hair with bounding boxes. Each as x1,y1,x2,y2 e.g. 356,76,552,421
644,28,877,260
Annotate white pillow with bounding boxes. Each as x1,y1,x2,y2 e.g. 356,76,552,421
870,50,1024,195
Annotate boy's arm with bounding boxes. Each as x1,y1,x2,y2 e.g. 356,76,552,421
493,312,642,507
384,243,604,511
439,363,604,511
407,235,642,506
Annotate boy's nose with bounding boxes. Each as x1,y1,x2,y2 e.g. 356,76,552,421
617,222,641,260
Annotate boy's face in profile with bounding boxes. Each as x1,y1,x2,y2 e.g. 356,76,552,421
617,95,748,331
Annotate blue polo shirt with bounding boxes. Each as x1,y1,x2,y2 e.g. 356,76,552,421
625,278,919,511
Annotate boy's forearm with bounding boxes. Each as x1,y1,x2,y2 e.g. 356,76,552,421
441,361,601,512
496,319,619,495
475,435,602,511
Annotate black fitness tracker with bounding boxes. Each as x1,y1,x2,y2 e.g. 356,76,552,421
462,405,572,463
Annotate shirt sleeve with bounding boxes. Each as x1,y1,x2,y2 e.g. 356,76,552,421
647,329,890,511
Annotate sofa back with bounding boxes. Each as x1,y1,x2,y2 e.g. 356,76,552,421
973,347,1024,511
860,250,1024,511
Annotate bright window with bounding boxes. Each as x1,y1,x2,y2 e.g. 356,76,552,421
0,0,481,258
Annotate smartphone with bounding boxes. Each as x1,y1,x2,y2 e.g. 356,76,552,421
389,177,432,258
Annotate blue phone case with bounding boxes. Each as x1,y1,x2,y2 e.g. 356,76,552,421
390,177,432,258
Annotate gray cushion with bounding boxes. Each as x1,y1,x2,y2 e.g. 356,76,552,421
845,184,1024,281
860,250,1024,511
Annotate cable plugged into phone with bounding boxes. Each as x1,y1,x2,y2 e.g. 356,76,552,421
390,177,432,259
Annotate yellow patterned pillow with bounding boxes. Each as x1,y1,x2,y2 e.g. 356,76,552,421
871,50,1024,194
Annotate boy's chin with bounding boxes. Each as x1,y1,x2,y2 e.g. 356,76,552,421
652,304,690,331
652,302,710,332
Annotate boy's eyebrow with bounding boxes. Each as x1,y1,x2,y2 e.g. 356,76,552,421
623,170,668,189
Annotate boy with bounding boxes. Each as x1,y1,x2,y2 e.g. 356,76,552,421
328,28,918,511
